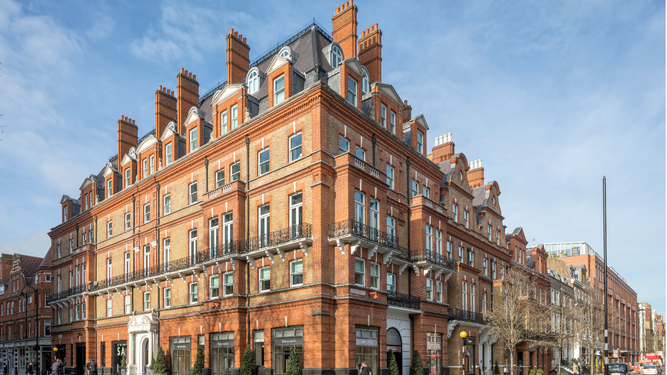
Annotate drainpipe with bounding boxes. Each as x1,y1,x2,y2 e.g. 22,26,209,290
156,182,161,350
205,157,209,193
406,157,411,297
372,134,377,167
94,215,98,362
245,135,251,348
132,195,136,313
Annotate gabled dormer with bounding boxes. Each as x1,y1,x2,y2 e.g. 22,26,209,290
368,83,404,136
265,54,294,108
472,180,505,246
79,175,99,211
402,114,429,156
211,84,245,138
183,107,210,154
327,58,364,111
160,122,179,166
101,162,119,200
60,195,80,223
136,135,159,179
507,227,528,265
120,147,137,189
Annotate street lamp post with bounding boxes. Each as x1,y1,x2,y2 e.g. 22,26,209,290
19,285,38,375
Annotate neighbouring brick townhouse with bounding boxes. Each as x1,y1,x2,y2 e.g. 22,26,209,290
46,3,550,375
0,251,53,375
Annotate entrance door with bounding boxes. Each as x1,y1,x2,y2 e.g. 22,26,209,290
76,345,86,375
111,341,127,375
170,337,191,375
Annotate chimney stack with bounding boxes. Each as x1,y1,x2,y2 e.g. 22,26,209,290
332,0,358,59
358,23,382,84
177,68,200,134
468,159,485,188
118,115,138,160
226,29,250,85
156,85,177,138
402,100,412,124
432,132,454,163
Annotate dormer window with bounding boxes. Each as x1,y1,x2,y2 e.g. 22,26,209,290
142,159,148,179
362,68,370,94
347,77,357,106
125,168,131,187
149,155,155,175
417,131,424,153
247,70,259,94
107,179,113,197
165,143,173,165
274,75,285,105
231,105,238,129
63,206,68,221
220,111,228,135
190,128,198,151
332,45,343,67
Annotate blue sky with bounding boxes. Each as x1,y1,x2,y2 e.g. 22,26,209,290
0,0,664,311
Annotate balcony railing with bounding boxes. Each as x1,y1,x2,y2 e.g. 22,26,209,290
411,249,457,270
448,307,485,324
329,219,400,250
242,223,312,254
387,291,421,310
88,224,312,293
47,284,88,303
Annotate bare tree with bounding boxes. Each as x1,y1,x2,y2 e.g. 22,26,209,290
487,266,541,375
541,290,580,375
572,284,604,375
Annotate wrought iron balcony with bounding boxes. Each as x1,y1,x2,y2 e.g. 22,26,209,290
47,284,88,303
328,219,400,251
410,249,457,270
242,223,313,254
448,307,485,324
387,291,421,310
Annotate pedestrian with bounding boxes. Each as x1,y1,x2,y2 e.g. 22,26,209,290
87,359,98,375
51,359,59,375
361,361,372,375
26,362,33,375
573,363,579,375
57,358,64,375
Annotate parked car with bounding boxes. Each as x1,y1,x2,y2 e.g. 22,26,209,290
606,363,631,375
642,365,658,375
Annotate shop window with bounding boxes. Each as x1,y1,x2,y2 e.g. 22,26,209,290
427,333,442,375
171,337,192,375
273,327,304,375
355,328,379,375
211,332,235,375
254,331,264,367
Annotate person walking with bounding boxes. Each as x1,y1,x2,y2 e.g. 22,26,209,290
26,362,33,375
87,359,98,375
361,361,372,375
51,359,59,375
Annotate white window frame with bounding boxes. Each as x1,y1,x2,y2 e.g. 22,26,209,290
189,229,198,264
452,203,458,222
149,154,155,175
220,111,228,135
386,165,394,189
125,212,131,230
259,266,271,292
417,131,424,153
370,262,380,289
165,143,173,165
247,70,259,94
362,69,370,94
222,213,233,248
331,45,343,67
464,210,469,229
425,225,433,252
107,179,113,197
355,147,366,161
125,168,131,187
436,281,443,303
354,191,365,225
210,275,220,298
258,204,271,247
163,238,171,271
144,291,151,310
216,169,225,188
190,128,198,151
380,104,386,128
289,132,302,162
426,278,433,301
347,76,357,106
106,299,112,317
164,288,171,307
354,258,365,286
435,229,442,256
223,272,233,296
163,194,171,215
209,217,219,251
390,111,396,134
107,221,113,238
387,273,396,293
258,148,270,176
144,203,150,223
231,105,238,128
124,295,131,314
290,259,303,287
462,281,467,310
274,75,285,104
231,162,241,181
189,182,198,204
189,283,198,304
471,283,476,312
339,136,349,154
142,159,148,178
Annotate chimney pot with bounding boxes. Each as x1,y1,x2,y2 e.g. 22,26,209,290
346,1,349,7
159,85,163,91
189,72,192,78
239,34,242,39
404,100,408,106
132,119,135,125
185,69,188,75
229,28,234,34
336,7,340,13
361,30,365,37
350,0,353,5
242,37,246,43
374,22,378,30
180,67,184,73
193,74,196,80
234,31,238,37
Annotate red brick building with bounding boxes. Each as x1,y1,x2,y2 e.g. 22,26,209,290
47,3,538,375
0,251,53,375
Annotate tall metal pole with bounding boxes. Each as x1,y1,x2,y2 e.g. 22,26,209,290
603,177,609,366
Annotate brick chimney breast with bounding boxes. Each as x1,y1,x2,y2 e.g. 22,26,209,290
432,132,454,163
118,115,138,161
358,23,382,84
226,29,250,85
177,68,200,135
332,0,358,59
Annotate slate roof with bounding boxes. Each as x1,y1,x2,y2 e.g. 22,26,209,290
18,254,43,278
37,247,53,270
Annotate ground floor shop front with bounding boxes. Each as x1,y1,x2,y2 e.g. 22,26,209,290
0,338,51,375
80,297,451,375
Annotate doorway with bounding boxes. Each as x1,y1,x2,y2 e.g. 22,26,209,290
387,328,403,375
76,344,86,375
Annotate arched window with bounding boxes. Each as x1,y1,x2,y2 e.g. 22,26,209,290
280,49,290,59
362,68,370,94
247,70,259,94
332,45,343,67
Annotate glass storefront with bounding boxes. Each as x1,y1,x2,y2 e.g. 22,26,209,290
273,327,304,375
426,333,442,375
254,331,264,368
111,341,127,375
211,332,234,375
356,327,379,375
170,337,191,375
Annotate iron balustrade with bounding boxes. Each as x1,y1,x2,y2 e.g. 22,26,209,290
328,219,400,250
387,291,421,310
89,225,311,293
448,307,485,324
410,249,457,270
47,284,88,303
241,223,312,254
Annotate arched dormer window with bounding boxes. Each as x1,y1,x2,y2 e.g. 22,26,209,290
361,67,370,94
332,45,343,67
246,70,259,95
279,46,291,59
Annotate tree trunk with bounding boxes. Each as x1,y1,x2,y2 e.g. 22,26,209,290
509,348,514,375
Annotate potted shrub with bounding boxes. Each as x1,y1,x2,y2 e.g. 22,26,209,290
285,346,302,375
388,350,399,375
409,350,423,375
495,361,500,375
121,354,127,375
192,345,205,375
240,347,257,375
153,347,169,375
537,369,544,374
529,370,536,375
